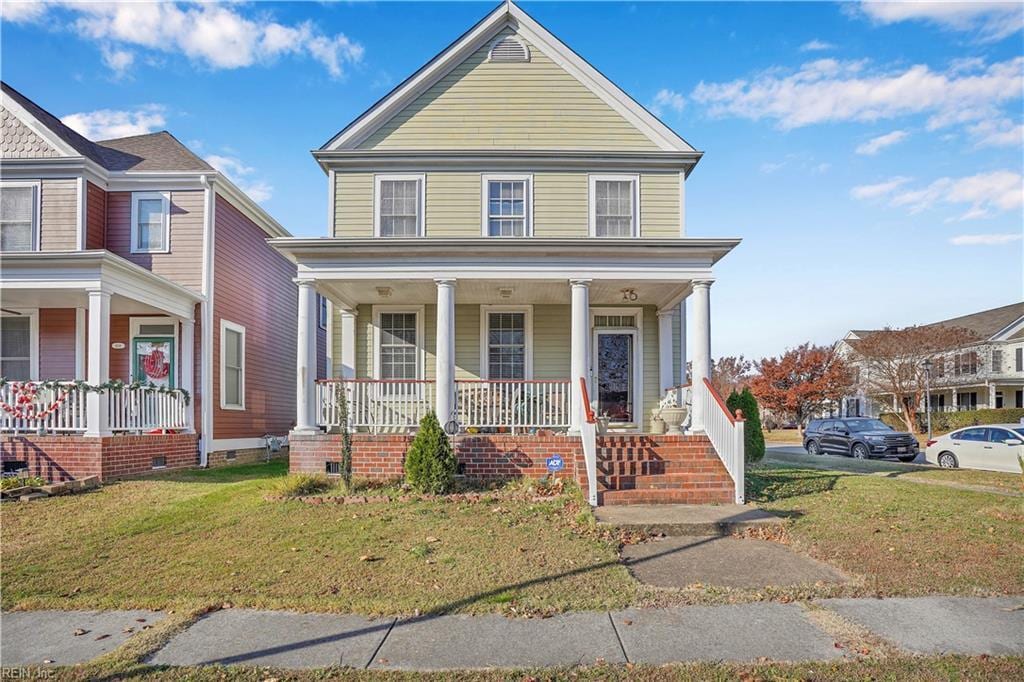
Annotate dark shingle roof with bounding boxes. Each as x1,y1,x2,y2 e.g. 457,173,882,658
2,81,211,172
855,302,1024,342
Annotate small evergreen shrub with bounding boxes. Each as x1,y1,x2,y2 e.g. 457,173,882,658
273,473,333,497
727,388,766,464
404,411,457,494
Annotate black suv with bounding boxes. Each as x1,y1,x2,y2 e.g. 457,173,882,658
803,418,919,461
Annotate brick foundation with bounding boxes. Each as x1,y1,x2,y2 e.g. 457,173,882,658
289,432,583,481
207,446,288,468
1,433,199,482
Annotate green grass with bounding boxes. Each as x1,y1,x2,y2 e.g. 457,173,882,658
0,461,637,616
748,465,1024,596
899,467,1022,494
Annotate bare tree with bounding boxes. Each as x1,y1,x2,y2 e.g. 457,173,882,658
850,325,980,432
711,355,753,397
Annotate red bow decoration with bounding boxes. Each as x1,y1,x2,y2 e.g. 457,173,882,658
1,382,70,422
142,348,170,380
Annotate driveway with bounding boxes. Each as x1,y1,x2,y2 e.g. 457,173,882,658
765,446,931,474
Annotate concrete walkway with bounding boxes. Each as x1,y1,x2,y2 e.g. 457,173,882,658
3,596,1021,670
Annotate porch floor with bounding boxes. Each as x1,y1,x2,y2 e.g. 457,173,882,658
593,504,783,536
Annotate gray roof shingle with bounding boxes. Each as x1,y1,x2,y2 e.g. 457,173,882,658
855,302,1024,342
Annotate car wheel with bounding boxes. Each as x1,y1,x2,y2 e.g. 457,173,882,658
806,440,821,456
937,452,958,469
852,443,870,459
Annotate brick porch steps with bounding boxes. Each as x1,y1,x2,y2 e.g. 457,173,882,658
593,434,735,506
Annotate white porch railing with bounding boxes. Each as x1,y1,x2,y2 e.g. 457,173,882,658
317,379,436,433
695,378,745,504
0,382,87,433
108,386,190,433
456,379,571,431
579,377,598,506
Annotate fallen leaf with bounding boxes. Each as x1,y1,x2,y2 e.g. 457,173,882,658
135,618,147,623
94,634,110,641
425,536,440,543
622,618,633,626
73,629,89,636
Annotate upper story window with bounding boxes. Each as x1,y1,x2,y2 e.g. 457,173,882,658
1017,347,1023,372
589,175,639,237
482,175,531,237
992,349,1003,373
131,191,170,253
0,182,40,252
954,351,978,376
375,174,424,237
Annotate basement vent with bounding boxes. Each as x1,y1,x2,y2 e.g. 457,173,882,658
488,36,530,63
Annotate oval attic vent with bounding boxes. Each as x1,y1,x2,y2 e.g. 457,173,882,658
489,36,530,62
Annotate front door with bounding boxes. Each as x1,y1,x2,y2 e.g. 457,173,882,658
132,337,175,388
594,331,635,424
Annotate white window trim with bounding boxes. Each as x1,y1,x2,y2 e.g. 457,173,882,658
0,308,39,381
588,174,640,238
0,180,41,252
219,319,246,411
129,316,180,386
373,174,426,238
480,174,534,237
479,305,534,380
590,306,644,430
130,191,171,254
318,295,328,330
371,305,426,381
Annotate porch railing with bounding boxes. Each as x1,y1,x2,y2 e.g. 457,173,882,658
695,378,745,504
456,379,571,431
317,379,435,433
579,377,598,506
108,386,190,433
0,381,87,434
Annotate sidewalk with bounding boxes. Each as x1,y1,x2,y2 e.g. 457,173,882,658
3,596,1022,670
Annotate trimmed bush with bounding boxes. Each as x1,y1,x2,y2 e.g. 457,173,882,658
881,407,1024,434
727,387,766,464
404,411,457,494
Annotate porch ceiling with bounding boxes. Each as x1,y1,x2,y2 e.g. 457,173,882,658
320,278,691,309
0,288,178,316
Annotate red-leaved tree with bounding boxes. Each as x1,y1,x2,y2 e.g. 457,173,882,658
750,344,853,428
711,355,753,398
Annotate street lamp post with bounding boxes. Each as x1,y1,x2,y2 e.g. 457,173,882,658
922,358,933,442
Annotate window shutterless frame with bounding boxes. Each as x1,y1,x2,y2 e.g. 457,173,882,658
0,181,41,252
588,174,640,237
480,174,533,237
219,319,246,410
0,308,39,381
373,174,425,237
130,191,171,254
479,305,533,379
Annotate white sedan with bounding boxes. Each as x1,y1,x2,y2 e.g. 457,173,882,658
925,424,1024,474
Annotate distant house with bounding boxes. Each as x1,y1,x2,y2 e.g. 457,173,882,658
838,302,1024,417
0,82,323,480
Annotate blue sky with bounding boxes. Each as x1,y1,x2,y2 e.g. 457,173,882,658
3,1,1022,360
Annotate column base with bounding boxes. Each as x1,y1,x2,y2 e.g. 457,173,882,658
289,426,322,437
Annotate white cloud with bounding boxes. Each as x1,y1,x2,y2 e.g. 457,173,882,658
4,1,363,78
853,1,1024,42
205,153,273,203
853,170,1024,220
61,105,166,140
651,88,686,116
949,233,1023,246
0,0,46,23
691,57,1023,132
800,39,835,52
855,129,909,155
850,176,911,200
101,45,135,79
760,161,785,174
967,117,1024,148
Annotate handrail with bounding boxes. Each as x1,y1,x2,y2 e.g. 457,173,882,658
579,377,596,424
317,378,433,384
696,378,745,504
456,379,571,384
703,378,740,424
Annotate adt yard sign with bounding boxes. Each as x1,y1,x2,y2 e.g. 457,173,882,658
546,454,564,473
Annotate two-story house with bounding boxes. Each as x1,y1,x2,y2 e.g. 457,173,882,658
272,1,746,505
0,82,317,480
839,302,1024,418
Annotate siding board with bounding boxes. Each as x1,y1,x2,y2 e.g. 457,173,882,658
38,309,76,380
39,179,77,251
86,181,106,249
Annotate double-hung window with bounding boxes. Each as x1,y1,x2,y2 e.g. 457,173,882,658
220,321,245,410
131,191,170,253
590,175,639,237
482,307,531,380
378,311,419,380
0,312,36,380
482,175,531,236
0,182,39,252
375,175,424,237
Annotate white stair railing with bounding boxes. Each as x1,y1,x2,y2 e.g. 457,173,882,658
579,377,598,506
695,378,746,504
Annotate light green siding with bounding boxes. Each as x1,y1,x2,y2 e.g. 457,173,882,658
454,304,481,378
358,28,659,151
533,305,571,379
333,170,681,238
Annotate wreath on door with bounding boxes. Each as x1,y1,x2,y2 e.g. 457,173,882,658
141,347,170,380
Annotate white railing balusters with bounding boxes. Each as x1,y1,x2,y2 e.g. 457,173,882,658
317,380,435,433
695,378,745,504
455,380,571,431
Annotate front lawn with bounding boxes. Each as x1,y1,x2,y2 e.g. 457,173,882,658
748,466,1024,596
1,461,636,616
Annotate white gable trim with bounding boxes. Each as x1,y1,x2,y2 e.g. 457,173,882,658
1,92,79,157
992,315,1024,342
323,1,694,153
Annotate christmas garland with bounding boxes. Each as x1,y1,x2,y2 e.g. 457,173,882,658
0,378,190,408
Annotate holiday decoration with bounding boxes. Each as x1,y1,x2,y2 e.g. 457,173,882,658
0,382,71,422
0,378,190,426
141,347,170,380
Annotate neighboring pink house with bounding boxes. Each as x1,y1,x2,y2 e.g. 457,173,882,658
0,82,321,480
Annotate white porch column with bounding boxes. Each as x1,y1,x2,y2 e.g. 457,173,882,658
74,308,86,380
294,280,319,433
569,278,591,433
678,299,688,386
84,290,111,437
435,279,456,427
180,317,195,432
339,308,357,380
690,279,713,433
658,309,675,394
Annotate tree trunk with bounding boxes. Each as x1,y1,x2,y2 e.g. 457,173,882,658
900,402,918,433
